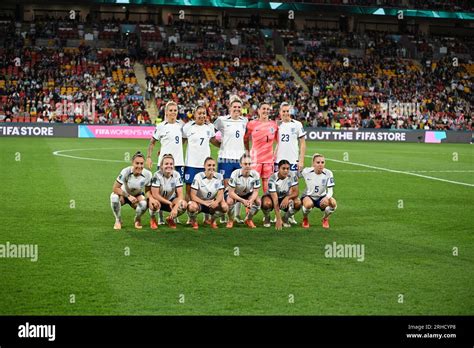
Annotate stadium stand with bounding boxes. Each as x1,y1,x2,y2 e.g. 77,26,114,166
0,9,472,130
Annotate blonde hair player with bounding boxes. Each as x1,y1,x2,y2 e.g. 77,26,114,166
187,157,229,230
225,153,262,229
150,154,187,229
146,101,185,224
300,154,337,229
110,151,153,230
213,95,248,224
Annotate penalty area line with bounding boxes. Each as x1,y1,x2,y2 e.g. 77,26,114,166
305,156,474,188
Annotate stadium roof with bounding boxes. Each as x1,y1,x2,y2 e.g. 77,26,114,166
95,0,474,20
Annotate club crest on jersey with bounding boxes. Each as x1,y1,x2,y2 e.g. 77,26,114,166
322,179,327,185
214,183,220,189
291,127,296,133
185,174,190,181
206,131,210,137
270,128,275,134
171,183,175,188
140,180,145,186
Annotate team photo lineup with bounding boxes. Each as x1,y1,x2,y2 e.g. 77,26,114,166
1,0,473,344
111,97,337,231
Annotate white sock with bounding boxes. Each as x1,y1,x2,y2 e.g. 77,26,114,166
110,193,121,222
302,206,312,217
227,204,235,220
288,200,295,215
149,208,159,218
234,202,241,218
214,211,224,219
324,206,335,219
247,204,260,220
135,200,147,220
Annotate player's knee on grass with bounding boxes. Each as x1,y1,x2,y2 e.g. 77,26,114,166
328,197,337,210
302,197,314,209
254,197,262,208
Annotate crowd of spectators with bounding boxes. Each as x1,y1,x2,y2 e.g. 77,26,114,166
288,50,472,130
0,17,472,131
0,44,150,124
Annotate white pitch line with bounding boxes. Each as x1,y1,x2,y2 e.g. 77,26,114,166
408,170,474,173
52,148,130,163
306,156,474,187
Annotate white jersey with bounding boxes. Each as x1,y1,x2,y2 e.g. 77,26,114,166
228,169,261,196
191,172,225,200
301,167,335,199
268,171,299,199
213,115,248,160
152,119,185,166
276,119,306,164
116,167,152,196
182,121,215,168
151,170,183,200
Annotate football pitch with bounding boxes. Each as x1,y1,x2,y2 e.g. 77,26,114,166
0,137,473,315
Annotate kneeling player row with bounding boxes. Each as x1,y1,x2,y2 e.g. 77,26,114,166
110,152,337,230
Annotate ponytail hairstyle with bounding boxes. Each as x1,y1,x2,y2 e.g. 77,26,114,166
160,153,175,168
132,151,145,161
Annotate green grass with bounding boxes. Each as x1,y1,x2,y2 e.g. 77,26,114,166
0,138,473,315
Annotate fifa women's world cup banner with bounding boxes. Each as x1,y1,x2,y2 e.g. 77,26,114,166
77,125,155,138
0,124,471,143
